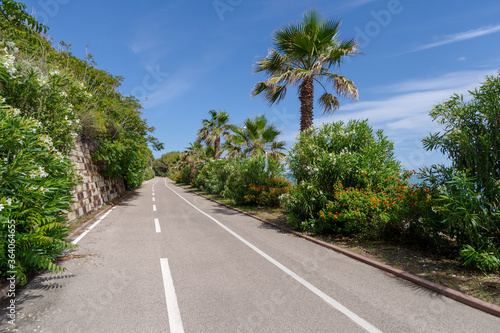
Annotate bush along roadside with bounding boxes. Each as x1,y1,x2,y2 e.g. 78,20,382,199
281,119,441,244
0,98,77,284
175,155,291,208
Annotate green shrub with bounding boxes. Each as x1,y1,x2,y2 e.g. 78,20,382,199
195,159,231,195
430,172,500,270
143,168,155,180
421,72,500,270
223,156,286,205
0,100,77,284
286,119,401,221
176,165,197,185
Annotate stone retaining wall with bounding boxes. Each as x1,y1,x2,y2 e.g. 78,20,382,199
67,136,126,221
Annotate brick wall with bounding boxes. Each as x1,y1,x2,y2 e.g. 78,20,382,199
67,136,126,221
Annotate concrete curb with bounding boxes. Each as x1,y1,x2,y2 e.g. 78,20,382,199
177,184,500,318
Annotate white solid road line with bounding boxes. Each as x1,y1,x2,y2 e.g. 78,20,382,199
72,207,116,245
155,218,161,233
160,258,185,333
153,204,157,212
165,179,383,333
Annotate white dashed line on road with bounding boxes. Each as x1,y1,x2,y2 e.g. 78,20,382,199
153,205,157,211
155,218,161,233
160,258,185,333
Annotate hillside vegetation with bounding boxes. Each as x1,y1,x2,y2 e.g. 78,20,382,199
0,0,162,283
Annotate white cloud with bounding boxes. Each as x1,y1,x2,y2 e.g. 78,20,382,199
336,0,377,12
370,69,493,94
411,25,500,53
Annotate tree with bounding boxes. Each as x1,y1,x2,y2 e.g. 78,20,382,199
421,71,500,271
196,109,234,159
153,151,183,177
252,8,359,132
0,0,48,37
225,114,286,160
422,71,500,202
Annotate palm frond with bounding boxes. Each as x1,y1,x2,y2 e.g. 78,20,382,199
254,49,290,75
323,73,359,100
318,92,340,114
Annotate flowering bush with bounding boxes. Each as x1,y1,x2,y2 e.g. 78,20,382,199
243,178,291,207
286,119,401,221
0,99,77,284
222,156,287,205
301,171,437,238
0,40,80,153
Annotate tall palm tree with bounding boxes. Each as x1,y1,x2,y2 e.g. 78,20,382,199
196,109,234,159
225,115,286,160
252,8,359,132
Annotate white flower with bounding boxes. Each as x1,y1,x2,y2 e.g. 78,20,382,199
6,41,15,48
12,108,20,116
54,151,64,161
37,76,48,87
29,166,49,179
1,97,5,103
6,198,12,205
39,134,53,147
6,66,16,76
0,203,4,212
476,194,482,200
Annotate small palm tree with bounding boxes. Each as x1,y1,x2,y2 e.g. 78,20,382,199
196,109,234,159
252,8,359,132
176,141,213,170
226,115,286,160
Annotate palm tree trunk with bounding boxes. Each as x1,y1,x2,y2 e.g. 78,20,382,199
214,136,220,159
299,77,314,132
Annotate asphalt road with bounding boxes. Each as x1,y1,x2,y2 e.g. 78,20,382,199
1,177,500,332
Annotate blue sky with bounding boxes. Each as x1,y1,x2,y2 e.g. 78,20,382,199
23,0,500,170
